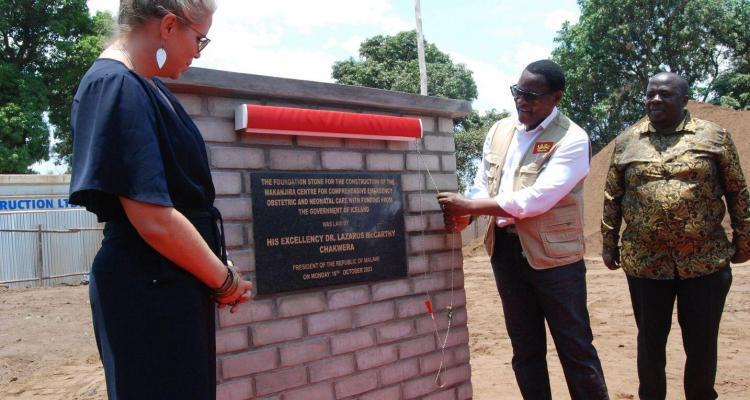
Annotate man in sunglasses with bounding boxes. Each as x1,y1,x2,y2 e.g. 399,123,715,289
438,60,608,399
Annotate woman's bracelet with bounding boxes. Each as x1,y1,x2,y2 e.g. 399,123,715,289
212,265,238,298
215,265,232,290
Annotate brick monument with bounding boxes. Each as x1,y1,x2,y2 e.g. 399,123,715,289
166,68,473,400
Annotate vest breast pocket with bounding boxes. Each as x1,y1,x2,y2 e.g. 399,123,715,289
517,161,545,188
485,154,504,194
540,205,583,258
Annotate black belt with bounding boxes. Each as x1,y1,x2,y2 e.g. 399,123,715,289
177,206,228,265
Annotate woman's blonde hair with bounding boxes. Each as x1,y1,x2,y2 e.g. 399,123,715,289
118,0,216,32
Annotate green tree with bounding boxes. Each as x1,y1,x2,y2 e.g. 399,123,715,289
0,63,48,172
333,30,490,190
332,30,478,102
712,67,750,109
0,0,113,173
711,0,750,109
552,0,748,152
46,11,115,163
454,109,508,192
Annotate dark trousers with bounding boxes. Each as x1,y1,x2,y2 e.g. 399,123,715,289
626,267,732,400
490,227,609,400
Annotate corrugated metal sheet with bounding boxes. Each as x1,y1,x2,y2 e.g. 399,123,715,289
0,209,103,288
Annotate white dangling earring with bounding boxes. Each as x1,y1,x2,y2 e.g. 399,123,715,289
156,46,167,69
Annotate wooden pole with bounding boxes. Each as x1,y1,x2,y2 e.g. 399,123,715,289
36,224,44,287
414,0,428,96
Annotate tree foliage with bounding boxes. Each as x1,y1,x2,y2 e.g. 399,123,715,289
711,0,750,109
552,0,749,152
0,0,113,172
47,11,114,163
332,30,478,102
454,109,508,192
333,30,490,191
713,68,750,109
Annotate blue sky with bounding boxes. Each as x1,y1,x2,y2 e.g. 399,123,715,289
34,1,579,173
86,0,580,114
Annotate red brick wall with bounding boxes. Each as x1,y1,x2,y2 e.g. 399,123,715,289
173,86,471,400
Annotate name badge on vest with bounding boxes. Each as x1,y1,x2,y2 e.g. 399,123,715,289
533,141,554,154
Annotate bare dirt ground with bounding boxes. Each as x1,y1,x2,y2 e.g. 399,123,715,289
0,284,104,399
465,255,750,400
2,254,748,399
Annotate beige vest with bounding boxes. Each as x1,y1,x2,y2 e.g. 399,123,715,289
483,113,588,269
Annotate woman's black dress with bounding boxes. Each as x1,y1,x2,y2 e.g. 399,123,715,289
69,59,221,399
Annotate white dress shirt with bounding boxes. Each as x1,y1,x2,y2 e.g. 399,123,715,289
464,107,590,227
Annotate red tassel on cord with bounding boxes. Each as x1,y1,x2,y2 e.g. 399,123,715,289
424,299,433,315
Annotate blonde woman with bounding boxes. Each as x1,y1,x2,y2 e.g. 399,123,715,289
69,1,252,398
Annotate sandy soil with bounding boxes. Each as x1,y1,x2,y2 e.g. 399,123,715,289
1,254,748,399
0,285,104,399
465,255,750,400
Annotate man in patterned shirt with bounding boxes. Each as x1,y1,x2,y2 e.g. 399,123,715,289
601,71,750,400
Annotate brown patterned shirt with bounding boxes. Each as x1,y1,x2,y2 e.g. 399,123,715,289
601,111,750,279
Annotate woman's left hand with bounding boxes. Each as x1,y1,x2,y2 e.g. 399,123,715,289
216,261,254,313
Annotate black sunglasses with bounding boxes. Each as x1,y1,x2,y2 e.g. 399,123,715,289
510,84,552,102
